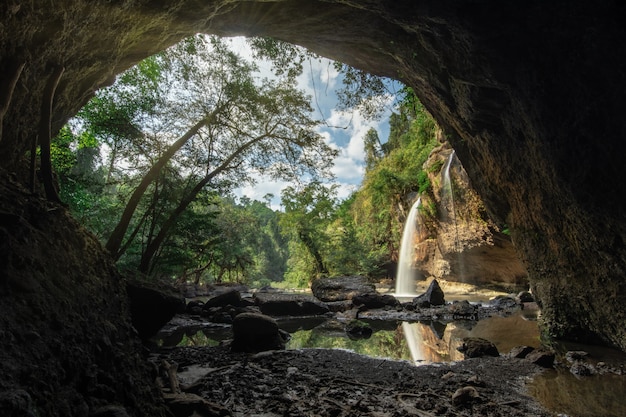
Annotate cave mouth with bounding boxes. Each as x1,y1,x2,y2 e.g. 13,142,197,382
2,0,626,351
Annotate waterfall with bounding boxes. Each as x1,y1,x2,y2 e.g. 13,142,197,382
442,150,458,249
441,150,464,280
395,197,422,296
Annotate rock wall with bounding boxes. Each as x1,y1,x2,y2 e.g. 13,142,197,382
1,1,625,350
0,172,167,416
413,145,528,288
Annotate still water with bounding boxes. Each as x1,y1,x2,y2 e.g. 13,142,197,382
155,312,626,416
156,312,541,364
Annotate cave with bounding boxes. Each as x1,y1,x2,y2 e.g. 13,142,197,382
1,0,626,415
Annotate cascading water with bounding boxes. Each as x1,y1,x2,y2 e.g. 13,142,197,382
441,150,465,280
442,150,458,249
395,197,422,296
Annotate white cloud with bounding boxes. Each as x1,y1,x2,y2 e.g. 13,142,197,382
221,35,398,211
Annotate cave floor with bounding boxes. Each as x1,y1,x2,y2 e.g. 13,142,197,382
153,345,552,417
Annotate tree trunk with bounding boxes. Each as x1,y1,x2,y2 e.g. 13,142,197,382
105,115,216,258
298,229,328,276
138,132,269,273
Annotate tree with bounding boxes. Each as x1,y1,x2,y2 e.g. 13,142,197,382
280,182,338,280
363,128,383,172
73,35,336,274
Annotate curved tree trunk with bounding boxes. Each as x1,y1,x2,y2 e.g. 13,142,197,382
105,114,219,259
138,132,269,273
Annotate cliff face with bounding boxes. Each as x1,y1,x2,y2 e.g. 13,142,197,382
1,1,625,350
413,145,528,289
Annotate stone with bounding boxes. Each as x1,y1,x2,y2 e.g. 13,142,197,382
202,289,242,310
457,337,499,358
447,300,476,317
254,293,330,316
565,350,590,363
126,278,186,340
451,386,480,406
508,345,535,359
311,276,376,302
524,349,555,368
230,313,287,353
412,279,446,307
352,292,400,309
488,295,518,309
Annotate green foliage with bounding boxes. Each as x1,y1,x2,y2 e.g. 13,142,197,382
344,90,440,277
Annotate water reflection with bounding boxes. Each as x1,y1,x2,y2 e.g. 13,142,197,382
155,313,541,363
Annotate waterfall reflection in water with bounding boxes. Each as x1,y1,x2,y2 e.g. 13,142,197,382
156,312,541,364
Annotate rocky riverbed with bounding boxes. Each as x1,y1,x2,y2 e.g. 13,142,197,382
151,343,553,417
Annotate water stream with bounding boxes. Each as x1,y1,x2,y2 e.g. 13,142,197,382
395,197,422,297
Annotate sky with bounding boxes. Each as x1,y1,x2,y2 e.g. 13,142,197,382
224,37,400,211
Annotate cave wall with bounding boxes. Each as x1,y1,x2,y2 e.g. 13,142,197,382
1,0,625,351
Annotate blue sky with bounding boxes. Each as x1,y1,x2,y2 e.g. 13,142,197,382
225,37,400,210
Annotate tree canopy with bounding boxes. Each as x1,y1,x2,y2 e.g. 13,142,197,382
52,35,441,288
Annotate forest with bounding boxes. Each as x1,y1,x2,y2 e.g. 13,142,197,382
50,34,440,289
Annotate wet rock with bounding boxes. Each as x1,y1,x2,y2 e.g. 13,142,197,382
570,361,596,376
565,350,590,363
127,278,186,340
202,289,242,310
231,313,287,353
457,337,499,358
488,295,518,309
451,386,480,406
447,300,477,317
524,349,555,368
466,375,486,387
352,292,399,309
325,300,353,312
508,345,535,359
254,293,330,316
412,279,445,307
311,275,376,302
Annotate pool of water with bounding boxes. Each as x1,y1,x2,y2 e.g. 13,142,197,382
155,311,626,416
155,311,541,364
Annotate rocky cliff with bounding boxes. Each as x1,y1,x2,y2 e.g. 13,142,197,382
411,145,528,288
1,0,625,356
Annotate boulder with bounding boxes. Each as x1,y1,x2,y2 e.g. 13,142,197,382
126,278,186,340
525,349,555,368
412,279,445,307
488,295,518,309
254,293,330,316
451,386,480,406
352,293,400,309
508,345,535,359
457,337,499,358
230,313,288,353
311,276,376,302
202,289,242,310
447,300,476,317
